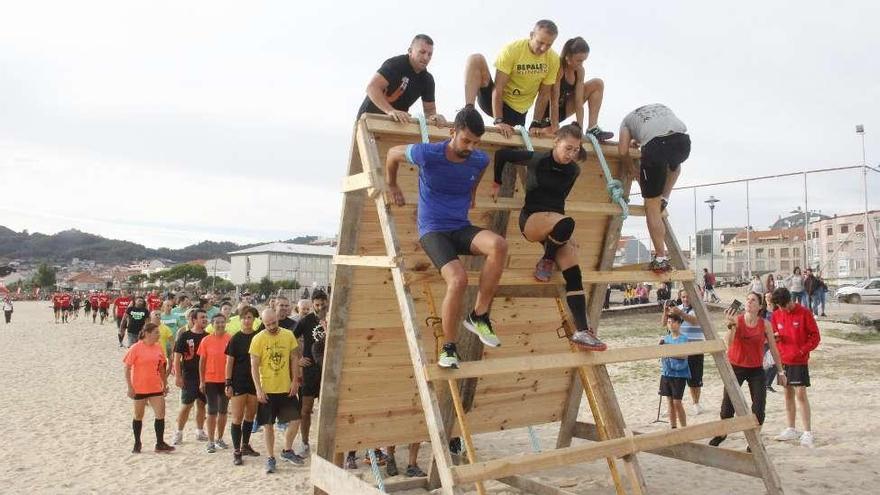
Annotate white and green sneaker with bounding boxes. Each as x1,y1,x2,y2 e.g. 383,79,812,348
463,312,501,347
438,344,459,369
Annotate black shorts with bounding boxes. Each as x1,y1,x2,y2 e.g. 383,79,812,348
659,376,687,400
62,305,72,312
300,365,322,398
639,133,691,199
100,308,109,316
232,377,256,396
419,225,484,270
181,383,207,405
783,364,810,387
687,353,704,388
256,393,301,426
133,391,164,400
204,382,230,415
477,81,528,127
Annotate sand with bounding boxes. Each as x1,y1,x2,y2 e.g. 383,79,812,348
2,297,878,494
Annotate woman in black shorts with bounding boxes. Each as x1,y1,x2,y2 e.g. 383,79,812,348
491,124,606,351
123,322,175,453
224,306,261,465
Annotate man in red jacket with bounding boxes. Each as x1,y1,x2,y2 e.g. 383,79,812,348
770,287,820,448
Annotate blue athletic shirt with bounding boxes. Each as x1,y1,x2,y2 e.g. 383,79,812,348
406,141,489,237
660,333,692,379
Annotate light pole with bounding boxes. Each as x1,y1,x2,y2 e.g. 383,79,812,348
705,196,720,274
857,124,871,278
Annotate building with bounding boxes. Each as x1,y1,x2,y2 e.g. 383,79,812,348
722,228,805,277
228,242,335,286
692,227,742,274
808,210,879,284
129,259,167,275
66,272,108,291
614,236,651,266
769,208,831,230
201,258,232,281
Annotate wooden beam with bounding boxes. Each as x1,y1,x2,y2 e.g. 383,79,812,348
393,192,645,216
385,477,429,493
425,340,725,381
572,422,761,478
663,216,784,495
497,475,581,495
450,416,758,484
311,455,387,495
405,268,695,287
362,114,640,159
332,255,397,268
341,171,373,193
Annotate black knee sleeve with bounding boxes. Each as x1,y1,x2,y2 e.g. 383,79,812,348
548,217,575,245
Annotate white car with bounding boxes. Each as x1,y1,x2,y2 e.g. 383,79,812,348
836,278,880,304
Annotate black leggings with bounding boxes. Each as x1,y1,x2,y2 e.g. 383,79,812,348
720,365,766,425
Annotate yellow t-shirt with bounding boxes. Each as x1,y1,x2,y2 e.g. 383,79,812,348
218,315,262,336
158,324,173,359
248,328,298,394
494,39,560,113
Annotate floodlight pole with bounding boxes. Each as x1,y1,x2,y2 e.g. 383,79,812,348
858,125,870,278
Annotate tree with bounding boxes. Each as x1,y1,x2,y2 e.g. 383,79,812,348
201,276,234,293
258,276,274,297
129,273,148,288
156,263,208,287
274,279,300,291
34,263,56,288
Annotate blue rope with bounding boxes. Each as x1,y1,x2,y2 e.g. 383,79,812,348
584,132,629,219
415,114,430,144
367,449,386,492
514,125,535,152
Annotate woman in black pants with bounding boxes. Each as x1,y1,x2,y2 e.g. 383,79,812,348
710,292,786,447
492,124,605,351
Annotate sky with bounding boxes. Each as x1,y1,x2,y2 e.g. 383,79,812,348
1,0,878,250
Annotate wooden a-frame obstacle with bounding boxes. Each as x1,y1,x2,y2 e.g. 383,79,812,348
311,113,784,495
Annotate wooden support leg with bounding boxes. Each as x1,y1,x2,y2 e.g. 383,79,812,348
448,378,487,495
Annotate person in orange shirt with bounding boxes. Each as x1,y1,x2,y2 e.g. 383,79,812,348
123,322,175,454
198,313,232,453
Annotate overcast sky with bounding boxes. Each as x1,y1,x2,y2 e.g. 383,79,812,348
1,1,878,250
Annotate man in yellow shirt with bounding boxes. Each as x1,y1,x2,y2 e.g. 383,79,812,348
249,308,303,473
464,19,560,137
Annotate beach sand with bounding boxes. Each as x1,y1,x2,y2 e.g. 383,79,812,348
2,298,878,494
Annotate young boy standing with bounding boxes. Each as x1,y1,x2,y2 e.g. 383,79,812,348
659,313,691,429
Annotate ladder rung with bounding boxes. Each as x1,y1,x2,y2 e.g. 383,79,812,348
395,192,644,217
341,171,373,192
425,340,725,381
406,268,695,287
450,416,758,485
332,255,397,268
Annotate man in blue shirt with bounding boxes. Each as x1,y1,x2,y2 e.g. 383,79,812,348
665,289,705,415
385,107,508,368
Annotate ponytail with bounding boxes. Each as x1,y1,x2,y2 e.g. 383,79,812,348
560,37,590,72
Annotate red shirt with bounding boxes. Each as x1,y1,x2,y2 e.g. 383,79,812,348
89,295,99,307
771,304,820,365
97,293,110,309
727,315,767,368
146,294,162,312
52,294,62,307
114,296,132,317
60,294,72,307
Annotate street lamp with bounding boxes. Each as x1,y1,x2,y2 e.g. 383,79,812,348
857,125,871,278
705,195,720,274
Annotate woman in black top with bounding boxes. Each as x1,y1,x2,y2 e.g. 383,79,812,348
224,305,261,465
492,124,606,351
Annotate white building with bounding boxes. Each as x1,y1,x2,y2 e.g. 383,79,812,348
228,242,335,286
203,258,232,281
808,210,880,284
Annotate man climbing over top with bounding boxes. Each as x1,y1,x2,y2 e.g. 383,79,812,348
357,34,446,125
618,104,690,272
385,107,508,368
463,19,560,138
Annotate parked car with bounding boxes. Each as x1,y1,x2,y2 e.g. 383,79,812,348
836,278,880,304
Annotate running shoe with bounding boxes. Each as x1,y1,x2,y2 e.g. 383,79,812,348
534,258,555,283
172,431,183,445
570,330,608,351
241,444,261,457
385,455,399,476
206,442,216,453
154,442,175,453
195,430,209,441
344,453,358,469
266,456,277,474
405,465,427,477
648,257,672,273
774,427,799,441
692,403,705,416
280,449,305,465
215,439,229,449
233,451,243,466
586,125,614,142
299,443,311,457
363,449,387,465
708,435,727,447
132,442,142,454
799,431,815,448
463,312,501,347
438,344,460,369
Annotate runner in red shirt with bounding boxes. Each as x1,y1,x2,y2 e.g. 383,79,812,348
770,287,820,448
114,291,133,330
89,292,100,323
60,292,73,323
97,292,111,325
146,289,163,312
52,292,63,323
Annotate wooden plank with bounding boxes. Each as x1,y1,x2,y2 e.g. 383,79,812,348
341,171,373,193
663,216,785,495
449,377,487,495
385,477,429,493
394,192,645,216
332,255,397,268
572,422,761,478
405,268,696,287
450,416,758,485
497,475,580,495
425,340,725,381
311,455,387,495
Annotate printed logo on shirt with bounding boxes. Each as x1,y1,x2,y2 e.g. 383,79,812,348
387,76,410,103
514,63,548,75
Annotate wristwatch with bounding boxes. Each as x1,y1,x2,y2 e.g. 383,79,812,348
493,117,504,125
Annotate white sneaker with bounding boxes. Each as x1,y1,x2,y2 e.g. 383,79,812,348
172,431,183,445
775,427,799,441
799,431,815,448
195,429,209,441
299,443,311,457
693,403,705,415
